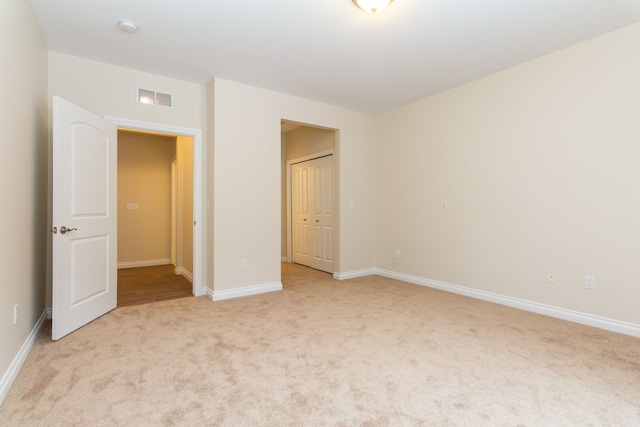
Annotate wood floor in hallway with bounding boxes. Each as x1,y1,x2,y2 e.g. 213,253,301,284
117,264,193,307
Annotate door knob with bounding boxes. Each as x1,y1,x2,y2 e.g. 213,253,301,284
60,226,77,234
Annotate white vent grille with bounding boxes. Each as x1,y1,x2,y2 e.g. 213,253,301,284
137,88,173,107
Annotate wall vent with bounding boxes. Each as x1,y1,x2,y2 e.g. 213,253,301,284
137,88,173,107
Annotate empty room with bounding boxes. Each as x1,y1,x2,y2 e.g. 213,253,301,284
1,0,639,425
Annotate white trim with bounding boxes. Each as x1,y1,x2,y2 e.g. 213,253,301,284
375,268,640,339
118,258,172,269
211,282,283,301
105,116,206,297
170,158,178,266
181,268,193,283
281,256,288,262
334,268,377,280
0,309,48,405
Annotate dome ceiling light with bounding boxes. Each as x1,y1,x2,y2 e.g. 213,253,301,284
352,0,394,14
118,19,138,34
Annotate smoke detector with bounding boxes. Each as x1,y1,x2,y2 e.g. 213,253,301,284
118,19,138,34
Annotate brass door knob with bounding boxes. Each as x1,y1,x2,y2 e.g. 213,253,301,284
60,226,77,234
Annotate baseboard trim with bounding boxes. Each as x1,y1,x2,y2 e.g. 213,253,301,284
333,268,377,280
211,282,283,301
376,268,640,339
181,268,193,283
118,258,172,269
0,308,48,405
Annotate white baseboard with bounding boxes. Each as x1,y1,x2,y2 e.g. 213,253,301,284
211,282,283,301
118,258,172,269
0,308,48,405
180,268,193,283
281,256,288,262
375,268,640,339
333,268,377,280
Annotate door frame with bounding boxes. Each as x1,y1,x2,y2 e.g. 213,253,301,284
106,116,206,297
170,157,178,267
286,149,334,266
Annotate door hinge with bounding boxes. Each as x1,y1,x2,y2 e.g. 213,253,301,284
51,226,58,234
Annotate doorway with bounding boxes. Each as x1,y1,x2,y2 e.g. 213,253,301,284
116,130,194,306
281,121,337,274
107,115,205,299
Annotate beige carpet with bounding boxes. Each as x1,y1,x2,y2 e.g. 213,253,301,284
1,263,639,426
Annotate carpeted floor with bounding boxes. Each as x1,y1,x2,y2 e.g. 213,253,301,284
1,263,639,426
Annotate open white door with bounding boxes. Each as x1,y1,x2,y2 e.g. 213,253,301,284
52,96,117,340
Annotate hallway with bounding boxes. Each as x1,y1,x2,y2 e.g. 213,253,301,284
117,265,192,306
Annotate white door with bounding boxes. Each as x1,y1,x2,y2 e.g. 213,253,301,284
292,162,311,265
291,155,333,273
52,97,117,340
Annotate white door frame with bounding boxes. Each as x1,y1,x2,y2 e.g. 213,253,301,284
170,157,178,267
106,116,206,297
286,149,334,265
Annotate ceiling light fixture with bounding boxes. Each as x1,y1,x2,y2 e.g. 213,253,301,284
352,0,394,14
118,19,138,34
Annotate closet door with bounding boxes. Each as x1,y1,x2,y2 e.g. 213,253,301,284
291,155,333,273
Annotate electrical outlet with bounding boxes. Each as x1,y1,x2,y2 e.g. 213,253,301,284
547,270,556,283
585,276,596,290
394,249,400,258
241,259,247,270
13,304,18,324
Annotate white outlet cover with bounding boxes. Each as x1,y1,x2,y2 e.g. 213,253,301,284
585,276,596,289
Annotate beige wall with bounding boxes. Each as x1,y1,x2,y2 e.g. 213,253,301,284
284,126,335,161
212,78,376,294
117,131,175,265
375,23,640,325
48,52,207,131
281,126,336,260
48,52,207,302
0,0,48,400
177,136,194,277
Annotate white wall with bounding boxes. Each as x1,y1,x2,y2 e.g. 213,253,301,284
211,78,375,295
48,52,207,303
375,23,640,326
0,0,48,402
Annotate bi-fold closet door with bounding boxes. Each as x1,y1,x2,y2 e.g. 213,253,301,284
291,155,334,273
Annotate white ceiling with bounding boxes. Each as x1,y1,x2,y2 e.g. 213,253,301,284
30,0,640,114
